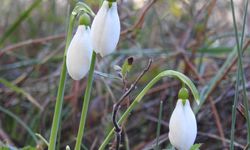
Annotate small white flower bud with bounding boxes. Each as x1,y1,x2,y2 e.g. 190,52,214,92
66,25,93,80
169,100,197,150
90,0,120,57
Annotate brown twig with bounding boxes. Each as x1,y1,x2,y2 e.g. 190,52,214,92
112,59,152,150
0,33,65,57
120,0,157,36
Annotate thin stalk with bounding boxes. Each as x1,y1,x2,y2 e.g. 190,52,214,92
48,14,76,150
75,51,96,150
239,0,249,51
230,64,240,150
99,70,199,149
155,101,163,150
230,0,250,145
124,132,130,150
230,0,249,149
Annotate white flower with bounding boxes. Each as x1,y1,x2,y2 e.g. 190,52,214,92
169,100,197,150
90,0,120,57
66,25,93,80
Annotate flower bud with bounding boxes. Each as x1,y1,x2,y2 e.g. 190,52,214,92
169,100,197,150
90,0,120,57
66,25,93,80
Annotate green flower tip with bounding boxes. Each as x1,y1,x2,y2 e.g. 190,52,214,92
107,0,116,8
178,87,189,100
78,13,91,26
107,0,116,2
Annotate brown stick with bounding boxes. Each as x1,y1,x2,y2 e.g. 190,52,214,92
0,33,65,57
120,0,157,36
112,59,152,150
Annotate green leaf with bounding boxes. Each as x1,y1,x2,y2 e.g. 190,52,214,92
190,143,202,150
121,57,134,77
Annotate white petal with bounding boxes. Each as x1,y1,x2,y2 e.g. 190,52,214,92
66,25,93,80
169,100,187,150
183,100,197,148
91,1,120,57
168,100,197,150
91,1,108,54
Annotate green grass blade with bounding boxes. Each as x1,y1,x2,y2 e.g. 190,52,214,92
230,0,250,144
0,0,43,47
0,105,38,143
0,78,42,110
155,101,163,150
230,0,249,148
194,46,237,113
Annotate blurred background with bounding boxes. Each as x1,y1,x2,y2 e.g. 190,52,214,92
0,0,250,149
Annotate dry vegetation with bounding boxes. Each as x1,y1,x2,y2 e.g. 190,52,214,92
0,0,250,149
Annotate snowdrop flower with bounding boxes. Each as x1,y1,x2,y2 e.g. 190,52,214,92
66,16,93,80
90,0,120,57
169,88,197,150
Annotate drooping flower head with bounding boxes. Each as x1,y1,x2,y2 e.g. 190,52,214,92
66,14,93,80
168,88,197,150
90,0,120,57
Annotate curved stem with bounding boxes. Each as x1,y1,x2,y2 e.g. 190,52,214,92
75,51,96,150
99,70,199,150
48,14,75,150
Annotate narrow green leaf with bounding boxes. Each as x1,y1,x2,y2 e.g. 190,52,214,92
230,0,250,147
0,0,42,47
190,143,202,150
155,101,163,149
194,45,237,113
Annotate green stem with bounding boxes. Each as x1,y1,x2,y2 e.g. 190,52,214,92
99,70,199,149
48,14,76,150
230,0,250,145
75,51,96,150
155,101,163,149
230,63,240,150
